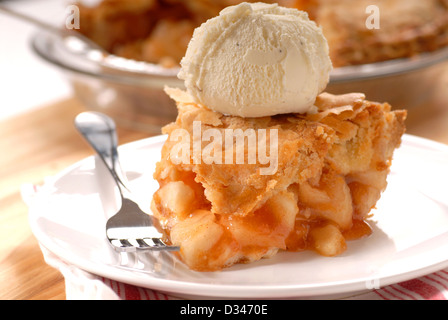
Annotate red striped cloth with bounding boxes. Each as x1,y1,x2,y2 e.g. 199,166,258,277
99,277,173,300
95,269,448,300
372,270,448,300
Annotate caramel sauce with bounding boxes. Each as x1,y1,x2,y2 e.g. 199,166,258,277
342,219,372,241
243,205,284,235
285,218,372,254
285,221,309,252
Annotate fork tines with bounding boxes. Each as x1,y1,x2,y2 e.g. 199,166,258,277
110,238,179,252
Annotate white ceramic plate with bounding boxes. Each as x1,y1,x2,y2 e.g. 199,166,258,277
28,134,448,299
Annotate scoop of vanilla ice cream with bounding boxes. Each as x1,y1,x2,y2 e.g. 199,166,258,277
178,2,333,117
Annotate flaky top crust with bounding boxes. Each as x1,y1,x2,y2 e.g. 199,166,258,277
154,88,407,217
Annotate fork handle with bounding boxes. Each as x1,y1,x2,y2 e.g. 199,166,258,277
74,112,131,198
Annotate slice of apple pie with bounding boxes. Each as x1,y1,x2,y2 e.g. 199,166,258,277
151,88,406,271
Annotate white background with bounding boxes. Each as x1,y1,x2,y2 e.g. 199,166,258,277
0,0,77,121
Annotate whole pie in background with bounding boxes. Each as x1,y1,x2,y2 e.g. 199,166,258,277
75,0,448,67
293,0,448,67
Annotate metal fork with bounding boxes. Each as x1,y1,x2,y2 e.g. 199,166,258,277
74,112,179,252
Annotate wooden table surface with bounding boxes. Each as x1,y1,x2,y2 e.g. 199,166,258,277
1,88,447,299
0,98,149,300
